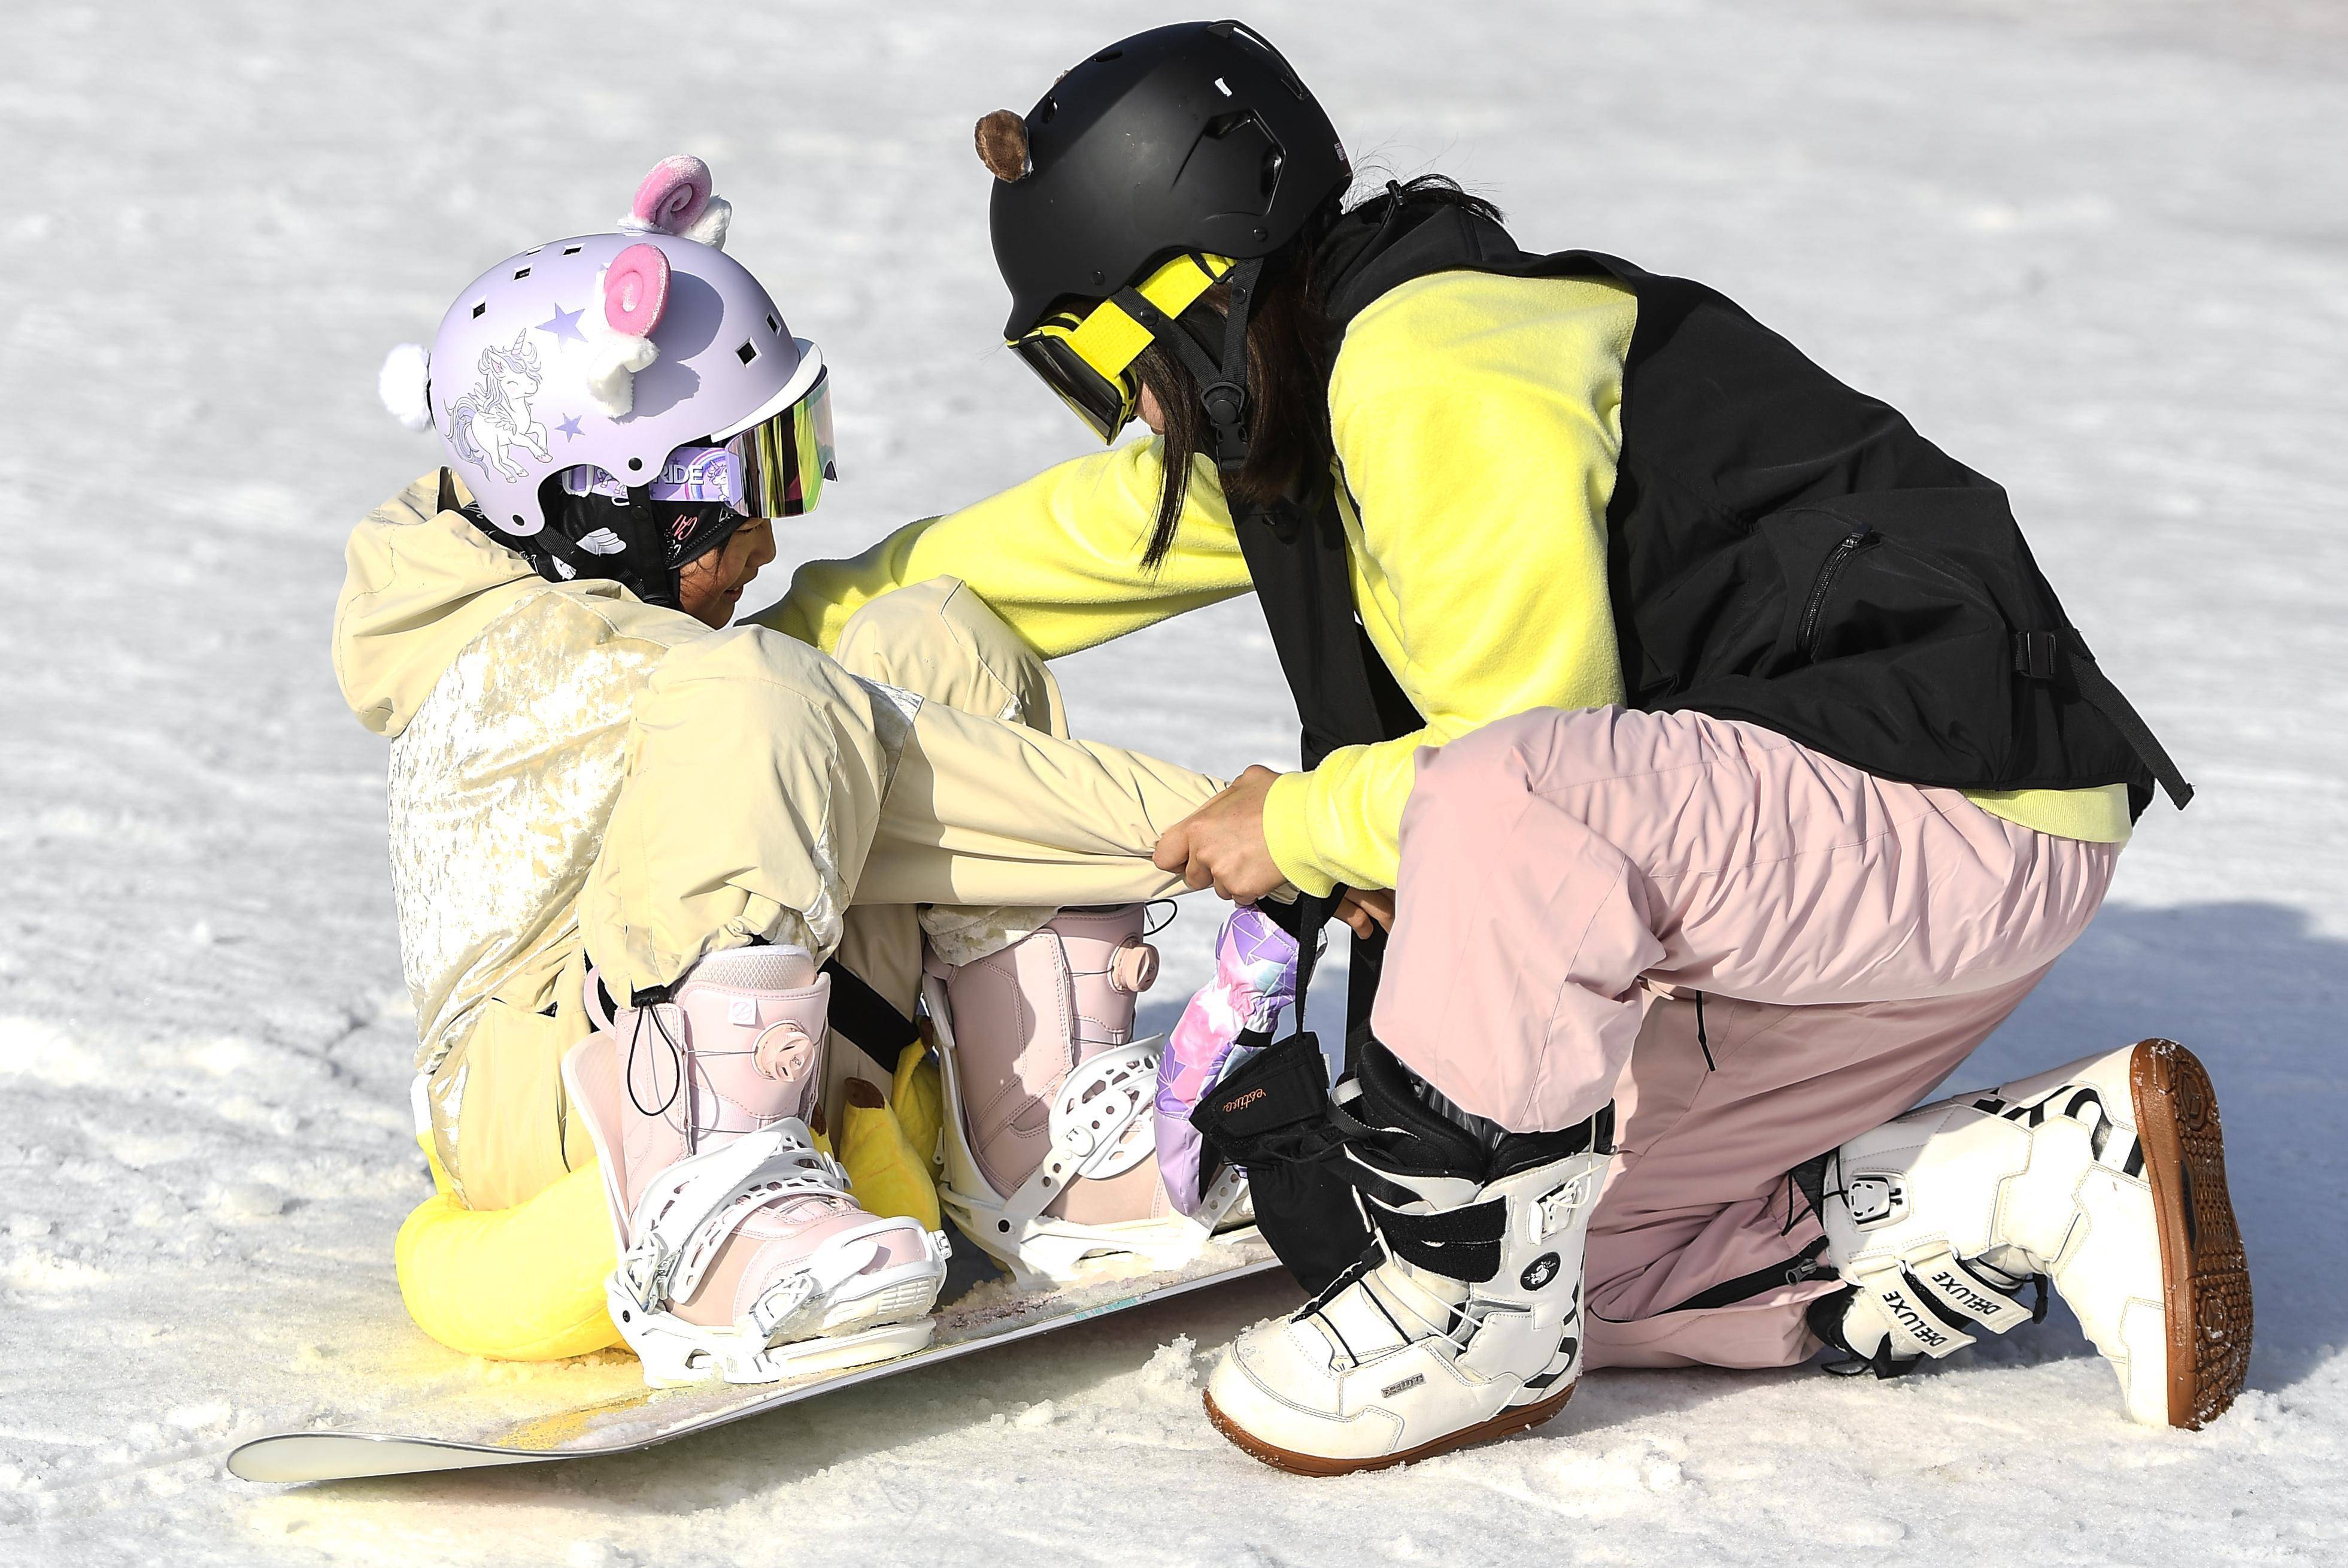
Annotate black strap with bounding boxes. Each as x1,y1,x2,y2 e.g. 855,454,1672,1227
1110,256,1264,477
819,959,918,1073
444,465,606,587
1367,1195,1507,1284
1657,1236,1829,1315
2065,646,2194,809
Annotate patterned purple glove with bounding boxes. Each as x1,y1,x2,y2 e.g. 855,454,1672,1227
1155,907,1302,1214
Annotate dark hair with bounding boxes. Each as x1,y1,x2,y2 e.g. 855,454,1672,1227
1131,175,1506,569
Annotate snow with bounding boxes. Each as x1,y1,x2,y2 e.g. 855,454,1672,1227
3,0,2345,1561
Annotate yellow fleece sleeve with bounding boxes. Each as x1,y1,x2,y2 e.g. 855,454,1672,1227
1260,272,1639,896
761,440,1254,658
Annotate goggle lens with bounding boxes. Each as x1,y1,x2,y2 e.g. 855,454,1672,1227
1012,328,1136,443
1007,253,1232,444
559,367,836,518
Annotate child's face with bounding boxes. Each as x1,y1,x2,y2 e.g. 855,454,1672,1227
679,518,777,627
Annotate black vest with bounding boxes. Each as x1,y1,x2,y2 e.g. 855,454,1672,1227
1233,195,2189,1040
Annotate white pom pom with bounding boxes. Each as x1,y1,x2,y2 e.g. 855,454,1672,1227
378,342,433,432
680,196,732,250
582,332,658,417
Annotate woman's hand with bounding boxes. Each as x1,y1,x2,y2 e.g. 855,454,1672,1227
1154,765,1288,902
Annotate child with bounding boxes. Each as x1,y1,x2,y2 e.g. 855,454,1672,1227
344,157,1233,1384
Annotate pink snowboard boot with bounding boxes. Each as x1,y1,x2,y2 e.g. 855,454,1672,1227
563,945,949,1387
923,906,1246,1284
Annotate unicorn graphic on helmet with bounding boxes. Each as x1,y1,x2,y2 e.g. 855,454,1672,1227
446,332,552,483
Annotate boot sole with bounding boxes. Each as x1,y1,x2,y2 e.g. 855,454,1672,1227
1202,1381,1576,1477
2129,1038,2252,1429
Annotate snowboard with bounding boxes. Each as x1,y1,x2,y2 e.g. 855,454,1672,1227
225,1230,1278,1484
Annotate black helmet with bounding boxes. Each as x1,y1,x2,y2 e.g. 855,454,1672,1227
988,19,1349,341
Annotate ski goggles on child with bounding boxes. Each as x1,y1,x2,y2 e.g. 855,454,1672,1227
560,364,836,518
1008,253,1233,442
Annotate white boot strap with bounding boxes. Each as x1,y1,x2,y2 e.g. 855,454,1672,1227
1849,1254,1977,1360
1904,1244,2039,1336
1851,1241,2037,1360
620,1120,847,1309
993,1038,1162,1235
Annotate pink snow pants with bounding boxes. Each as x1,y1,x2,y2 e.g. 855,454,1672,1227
1373,707,2119,1371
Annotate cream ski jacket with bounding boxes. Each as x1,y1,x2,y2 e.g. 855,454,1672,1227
333,474,1218,1209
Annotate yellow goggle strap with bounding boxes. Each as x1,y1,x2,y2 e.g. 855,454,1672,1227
1057,253,1234,382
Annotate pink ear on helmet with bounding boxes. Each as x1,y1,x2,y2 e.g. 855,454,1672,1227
603,242,671,337
632,156,712,235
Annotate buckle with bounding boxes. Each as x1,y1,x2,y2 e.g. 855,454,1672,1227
1534,1169,1597,1239
2013,630,2060,681
619,1233,677,1311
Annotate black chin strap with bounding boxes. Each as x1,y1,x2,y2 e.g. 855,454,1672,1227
441,468,684,609
1111,255,1266,479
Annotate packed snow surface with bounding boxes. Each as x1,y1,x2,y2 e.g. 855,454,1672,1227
4,1,2345,1562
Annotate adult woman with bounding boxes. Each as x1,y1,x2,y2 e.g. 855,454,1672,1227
769,23,2246,1470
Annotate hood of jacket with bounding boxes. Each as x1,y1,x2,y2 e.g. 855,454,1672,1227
333,472,647,738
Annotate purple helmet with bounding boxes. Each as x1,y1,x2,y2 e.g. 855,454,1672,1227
380,157,835,542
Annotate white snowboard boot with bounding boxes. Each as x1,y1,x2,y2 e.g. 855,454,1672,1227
1814,1038,2250,1429
923,906,1246,1285
1205,1044,1613,1475
563,945,950,1387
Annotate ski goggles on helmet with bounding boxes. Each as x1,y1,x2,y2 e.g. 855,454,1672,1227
1008,253,1233,442
560,363,836,518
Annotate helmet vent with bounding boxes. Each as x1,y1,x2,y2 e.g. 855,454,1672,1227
735,340,758,364
765,312,780,333
1214,76,1232,96
512,265,532,280
471,302,486,319
562,244,584,256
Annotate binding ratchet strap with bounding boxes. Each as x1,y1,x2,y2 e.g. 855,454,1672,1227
618,1124,844,1311
1008,253,1236,442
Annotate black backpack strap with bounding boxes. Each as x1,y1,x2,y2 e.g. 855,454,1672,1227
2051,639,2195,811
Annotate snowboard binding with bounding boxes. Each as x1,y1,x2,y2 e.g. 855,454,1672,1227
921,905,1249,1287
563,945,949,1388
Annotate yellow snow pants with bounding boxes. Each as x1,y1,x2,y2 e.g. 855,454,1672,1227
395,578,1223,1360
